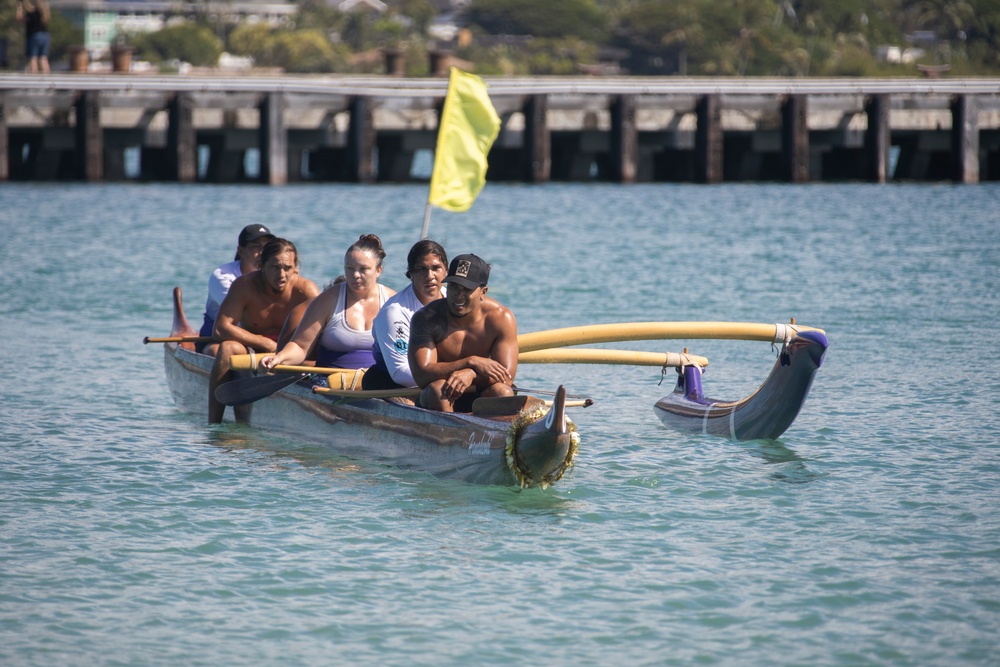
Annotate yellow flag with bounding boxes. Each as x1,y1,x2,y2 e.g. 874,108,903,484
427,68,501,212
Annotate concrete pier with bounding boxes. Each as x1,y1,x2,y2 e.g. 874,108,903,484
1,74,998,184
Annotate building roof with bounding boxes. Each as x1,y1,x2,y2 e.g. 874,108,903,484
336,0,388,12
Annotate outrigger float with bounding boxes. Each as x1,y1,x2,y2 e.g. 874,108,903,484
654,329,828,440
517,321,828,442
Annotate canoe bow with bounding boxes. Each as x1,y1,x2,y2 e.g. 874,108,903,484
506,386,577,489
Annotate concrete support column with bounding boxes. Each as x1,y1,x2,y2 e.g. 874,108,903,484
74,90,102,181
0,93,8,181
610,94,637,183
781,94,809,183
524,94,550,183
951,94,979,184
258,92,287,185
695,94,722,183
168,93,196,182
864,94,890,183
348,96,375,183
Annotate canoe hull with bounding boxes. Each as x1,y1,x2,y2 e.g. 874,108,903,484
164,342,575,486
653,330,828,440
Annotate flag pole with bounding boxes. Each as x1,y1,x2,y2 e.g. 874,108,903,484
420,202,433,240
422,68,501,241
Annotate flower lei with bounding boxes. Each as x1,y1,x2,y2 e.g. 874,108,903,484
504,404,580,490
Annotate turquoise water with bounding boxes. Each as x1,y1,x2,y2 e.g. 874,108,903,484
1,182,999,666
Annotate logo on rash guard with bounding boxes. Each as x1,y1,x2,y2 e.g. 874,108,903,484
393,320,409,352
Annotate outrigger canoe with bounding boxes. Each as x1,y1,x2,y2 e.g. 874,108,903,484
158,288,578,488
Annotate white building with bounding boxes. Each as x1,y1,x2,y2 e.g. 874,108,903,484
50,0,297,57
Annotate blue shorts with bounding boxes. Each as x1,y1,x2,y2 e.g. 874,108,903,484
26,32,50,59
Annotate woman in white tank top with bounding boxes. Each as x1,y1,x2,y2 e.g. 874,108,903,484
260,234,395,371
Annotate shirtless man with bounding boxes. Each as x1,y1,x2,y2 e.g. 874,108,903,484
208,237,320,423
408,254,517,412
198,224,274,355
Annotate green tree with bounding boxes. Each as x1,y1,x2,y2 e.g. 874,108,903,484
965,0,1000,70
228,23,276,64
272,29,343,72
129,22,223,67
614,0,704,74
397,0,436,36
467,0,610,42
901,0,974,39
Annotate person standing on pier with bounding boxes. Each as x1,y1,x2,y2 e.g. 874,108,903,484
198,224,275,355
208,238,320,423
16,0,50,74
408,254,517,412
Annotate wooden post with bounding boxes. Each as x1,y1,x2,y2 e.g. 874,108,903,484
383,48,405,77
0,93,7,182
347,96,374,183
610,94,637,183
428,50,451,77
524,94,550,183
864,94,890,183
74,91,102,181
167,93,196,182
781,94,809,183
258,92,287,185
951,94,979,184
695,94,722,183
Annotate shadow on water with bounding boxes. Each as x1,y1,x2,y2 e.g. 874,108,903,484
205,424,374,478
738,438,825,484
204,424,578,514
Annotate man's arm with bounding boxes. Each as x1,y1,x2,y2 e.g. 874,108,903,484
213,275,278,353
262,286,331,368
408,307,447,388
488,303,519,383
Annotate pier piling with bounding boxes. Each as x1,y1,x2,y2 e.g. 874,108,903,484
951,94,979,184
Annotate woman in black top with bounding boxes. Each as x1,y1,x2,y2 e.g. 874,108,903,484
17,0,51,73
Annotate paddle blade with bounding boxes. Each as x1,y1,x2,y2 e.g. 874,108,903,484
215,373,306,406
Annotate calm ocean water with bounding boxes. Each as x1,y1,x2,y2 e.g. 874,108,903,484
1,182,998,666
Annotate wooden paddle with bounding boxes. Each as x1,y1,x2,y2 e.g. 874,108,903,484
312,386,421,399
144,335,214,344
517,321,824,353
217,371,594,407
214,373,309,406
228,355,340,374
312,386,592,408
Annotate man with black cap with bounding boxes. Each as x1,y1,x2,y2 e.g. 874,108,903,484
198,224,275,355
408,253,518,412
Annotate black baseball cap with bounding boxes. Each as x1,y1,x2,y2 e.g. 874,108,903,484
238,224,273,246
443,254,490,290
